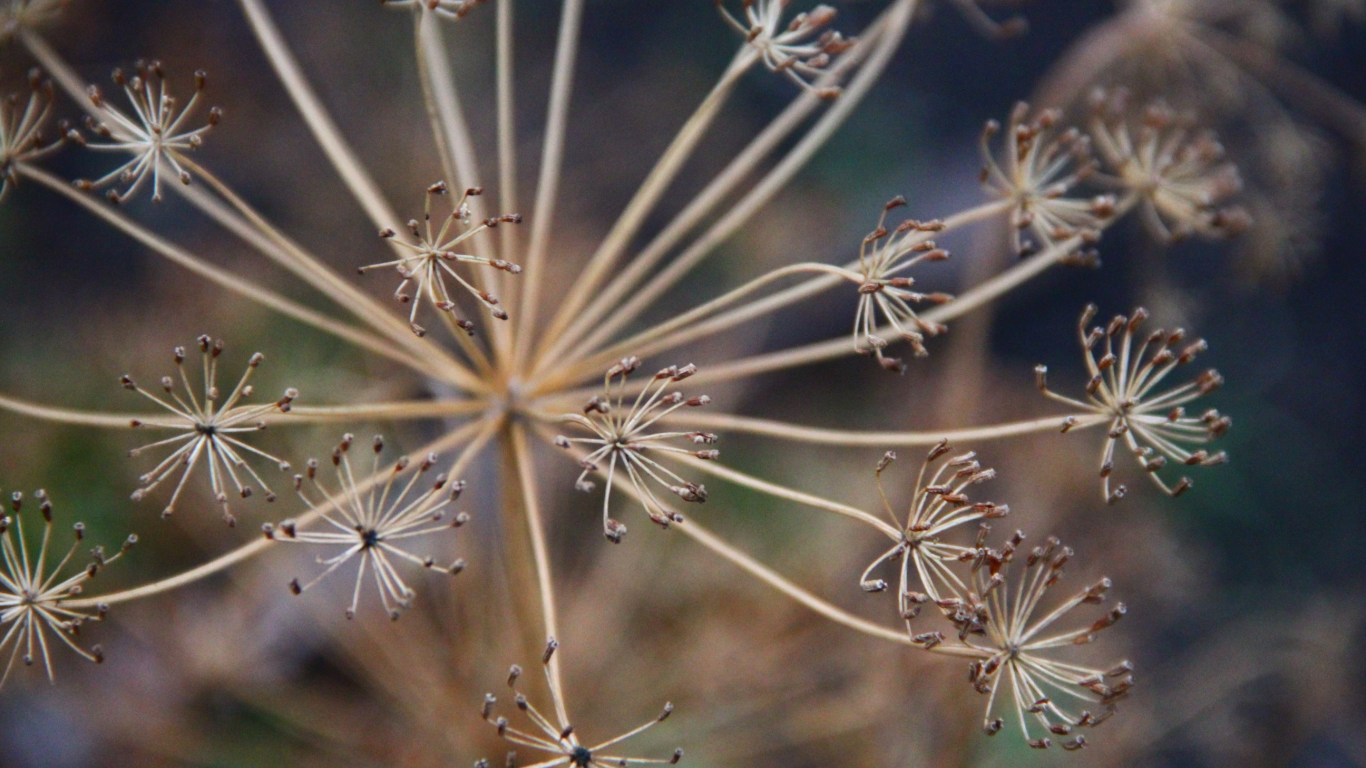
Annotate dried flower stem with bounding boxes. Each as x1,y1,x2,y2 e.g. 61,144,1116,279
517,0,586,367
511,423,570,727
0,393,175,429
538,0,918,373
658,411,1110,447
495,0,519,268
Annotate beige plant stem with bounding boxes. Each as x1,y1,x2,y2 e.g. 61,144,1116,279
16,165,442,378
539,9,902,370
670,453,899,538
660,411,1108,447
496,0,519,242
516,0,586,367
511,422,571,728
65,416,498,610
524,47,759,368
414,12,460,197
540,0,920,372
236,0,405,235
0,394,176,429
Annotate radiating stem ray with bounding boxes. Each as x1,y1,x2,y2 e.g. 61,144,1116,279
517,0,586,365
510,422,571,728
524,47,758,369
283,399,490,423
18,164,444,378
0,392,176,429
65,416,497,609
658,411,1108,447
540,0,919,372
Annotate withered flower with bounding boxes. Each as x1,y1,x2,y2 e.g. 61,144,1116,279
123,336,297,525
717,0,854,97
555,358,714,543
980,102,1114,257
852,196,953,373
1,69,64,203
363,182,522,337
0,490,136,689
267,434,467,620
73,60,221,203
1089,90,1250,242
941,533,1130,750
0,0,65,40
1036,305,1231,502
481,640,683,768
861,442,1008,632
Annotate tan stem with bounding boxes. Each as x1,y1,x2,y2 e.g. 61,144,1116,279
0,393,175,429
661,411,1107,446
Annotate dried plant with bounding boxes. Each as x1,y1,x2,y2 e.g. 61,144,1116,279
0,0,1355,761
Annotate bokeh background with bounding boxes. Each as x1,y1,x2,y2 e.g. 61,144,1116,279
1,0,1364,766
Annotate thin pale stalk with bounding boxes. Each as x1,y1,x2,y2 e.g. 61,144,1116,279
0,393,177,429
526,48,757,368
281,399,491,423
510,422,571,728
496,0,520,266
545,0,918,370
670,453,898,537
237,0,405,232
18,164,441,378
66,417,495,609
659,411,1108,446
548,9,901,364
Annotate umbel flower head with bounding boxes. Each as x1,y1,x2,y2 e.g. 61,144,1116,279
122,336,298,525
980,102,1115,257
555,358,715,543
363,182,523,337
0,0,64,41
852,196,954,373
717,0,854,97
941,533,1131,750
860,442,1009,631
73,59,221,203
1036,305,1231,503
379,0,486,20
1089,89,1251,243
481,639,683,768
0,489,136,690
266,434,468,620
1,69,64,203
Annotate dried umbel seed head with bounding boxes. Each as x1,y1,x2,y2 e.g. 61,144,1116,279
556,359,713,542
943,534,1130,749
980,102,1115,257
482,641,683,767
0,488,135,690
0,0,66,41
362,183,522,337
73,60,221,203
717,0,855,97
1037,305,1231,502
0,69,65,204
852,196,954,372
1088,89,1250,243
275,435,467,621
862,441,1008,629
379,0,487,20
123,337,297,525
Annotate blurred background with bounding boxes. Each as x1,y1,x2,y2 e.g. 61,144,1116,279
1,0,1364,766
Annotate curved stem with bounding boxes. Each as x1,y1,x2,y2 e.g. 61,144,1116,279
660,411,1108,446
510,422,570,727
283,398,491,423
670,453,899,539
67,417,498,609
18,165,441,378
